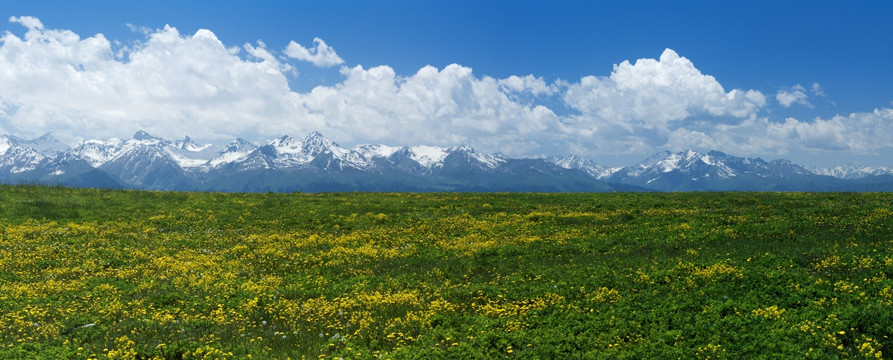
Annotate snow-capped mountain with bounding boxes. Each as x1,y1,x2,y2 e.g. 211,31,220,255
2,131,893,192
7,130,607,192
603,150,830,191
0,133,71,176
209,138,257,168
610,150,742,182
0,133,70,156
0,146,45,174
72,131,220,170
549,155,620,179
99,142,195,190
0,133,123,187
809,164,893,179
264,132,374,170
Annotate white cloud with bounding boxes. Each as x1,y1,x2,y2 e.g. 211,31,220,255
298,64,561,155
0,20,305,141
778,109,893,152
9,16,43,30
558,49,766,154
244,40,295,75
564,49,766,131
497,75,554,96
125,23,152,35
664,108,893,156
284,37,344,68
776,84,811,108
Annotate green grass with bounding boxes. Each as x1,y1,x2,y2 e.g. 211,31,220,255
0,185,891,359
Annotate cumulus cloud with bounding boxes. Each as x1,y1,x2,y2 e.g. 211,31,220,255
0,19,305,141
298,64,561,155
564,49,765,130
284,37,344,68
558,49,766,154
777,109,893,152
776,84,811,108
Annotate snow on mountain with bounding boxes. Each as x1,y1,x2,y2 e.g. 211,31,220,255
3,129,893,192
21,134,70,156
651,150,736,178
635,150,674,169
302,131,343,157
0,133,70,157
354,144,402,159
262,132,353,168
268,132,345,159
549,155,619,179
0,136,12,155
209,138,257,168
70,138,128,168
602,150,829,191
71,132,218,169
165,149,214,169
399,145,504,170
611,150,714,185
98,142,196,190
407,145,450,168
455,146,506,169
809,164,893,179
0,147,46,174
612,150,739,180
165,137,218,169
72,131,170,168
268,135,314,164
0,134,73,176
226,132,381,171
175,136,214,152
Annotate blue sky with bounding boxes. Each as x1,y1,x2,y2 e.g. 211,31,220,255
2,1,892,167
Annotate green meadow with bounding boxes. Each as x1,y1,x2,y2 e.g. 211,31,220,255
0,185,891,359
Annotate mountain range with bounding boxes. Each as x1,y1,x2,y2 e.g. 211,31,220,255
1,131,892,192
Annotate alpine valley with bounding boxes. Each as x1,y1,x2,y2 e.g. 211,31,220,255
1,131,892,192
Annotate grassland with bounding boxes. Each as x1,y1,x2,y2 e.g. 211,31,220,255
0,185,891,359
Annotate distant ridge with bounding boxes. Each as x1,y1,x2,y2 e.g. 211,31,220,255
1,131,892,192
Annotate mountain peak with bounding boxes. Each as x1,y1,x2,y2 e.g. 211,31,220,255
637,150,673,168
305,130,326,139
408,145,450,168
223,138,256,152
551,154,592,168
302,131,337,148
34,133,58,143
2,132,71,156
809,163,893,179
174,136,213,152
133,130,161,141
706,150,729,158
176,136,194,149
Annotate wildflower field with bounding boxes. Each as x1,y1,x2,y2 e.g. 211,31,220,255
1,185,892,359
